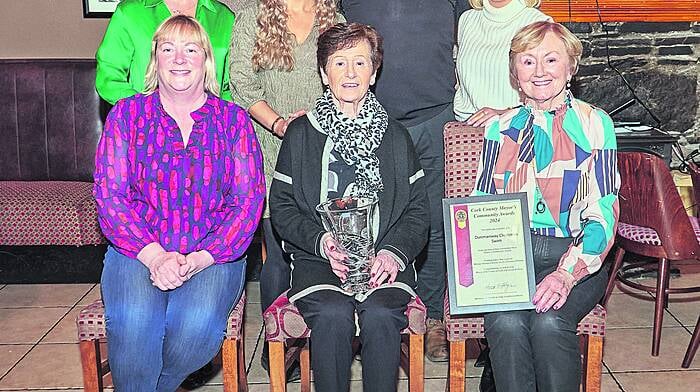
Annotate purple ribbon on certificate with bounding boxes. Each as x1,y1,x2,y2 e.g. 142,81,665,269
453,205,474,288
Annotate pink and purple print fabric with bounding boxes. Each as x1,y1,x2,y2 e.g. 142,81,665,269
93,91,265,263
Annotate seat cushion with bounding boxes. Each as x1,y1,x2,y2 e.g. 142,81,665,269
263,291,427,342
77,292,246,341
618,217,700,247
0,181,106,246
617,222,662,246
444,296,606,341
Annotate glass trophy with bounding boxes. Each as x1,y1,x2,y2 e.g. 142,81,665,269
316,196,377,294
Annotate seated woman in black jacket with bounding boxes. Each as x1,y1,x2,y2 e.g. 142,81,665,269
269,22,429,392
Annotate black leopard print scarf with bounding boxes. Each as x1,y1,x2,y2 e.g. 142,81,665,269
314,89,388,198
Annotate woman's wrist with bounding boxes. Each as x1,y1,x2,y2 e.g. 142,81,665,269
137,242,166,268
271,116,284,133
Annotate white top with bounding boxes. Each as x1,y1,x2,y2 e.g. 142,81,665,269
454,1,550,121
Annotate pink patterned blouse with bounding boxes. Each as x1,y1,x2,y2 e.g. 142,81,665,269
93,91,265,263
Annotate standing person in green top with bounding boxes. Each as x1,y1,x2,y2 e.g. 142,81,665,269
229,0,343,378
96,0,235,104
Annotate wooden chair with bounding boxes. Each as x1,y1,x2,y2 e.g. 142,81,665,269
682,162,700,368
684,313,700,368
601,151,700,356
442,121,607,392
76,292,248,391
263,291,426,392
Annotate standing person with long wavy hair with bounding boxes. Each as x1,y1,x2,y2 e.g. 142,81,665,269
229,0,344,378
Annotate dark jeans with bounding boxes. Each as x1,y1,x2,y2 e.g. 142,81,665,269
406,104,454,320
295,289,411,392
100,247,246,391
484,234,608,392
259,218,292,313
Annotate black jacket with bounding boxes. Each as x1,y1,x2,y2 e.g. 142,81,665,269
269,111,429,302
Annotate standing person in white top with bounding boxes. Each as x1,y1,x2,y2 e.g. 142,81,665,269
453,2,550,391
454,0,551,126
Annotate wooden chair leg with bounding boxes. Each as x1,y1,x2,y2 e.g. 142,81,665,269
581,335,603,392
652,258,670,356
269,341,286,392
448,340,466,392
408,334,425,392
238,338,248,391
300,343,311,392
79,340,103,392
601,247,625,307
222,338,239,392
682,314,700,368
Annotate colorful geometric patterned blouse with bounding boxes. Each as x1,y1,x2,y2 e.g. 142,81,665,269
93,91,266,263
474,93,620,281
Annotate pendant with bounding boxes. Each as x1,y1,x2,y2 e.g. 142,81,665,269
536,199,546,214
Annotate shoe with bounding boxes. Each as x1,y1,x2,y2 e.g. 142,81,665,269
260,342,301,383
180,361,215,390
425,318,449,362
479,351,497,392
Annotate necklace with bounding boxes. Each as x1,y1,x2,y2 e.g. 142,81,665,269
167,1,196,15
522,108,557,215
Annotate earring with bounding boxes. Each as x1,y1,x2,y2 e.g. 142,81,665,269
567,79,571,89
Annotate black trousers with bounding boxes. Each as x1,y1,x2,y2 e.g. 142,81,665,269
406,104,455,320
295,289,411,392
259,218,291,313
484,234,608,392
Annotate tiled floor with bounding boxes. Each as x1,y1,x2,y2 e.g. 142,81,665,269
0,263,699,391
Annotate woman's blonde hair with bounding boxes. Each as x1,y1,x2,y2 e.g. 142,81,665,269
508,21,583,91
469,0,541,10
252,0,338,71
143,15,220,96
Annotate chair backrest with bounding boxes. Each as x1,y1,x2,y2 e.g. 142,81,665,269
688,162,700,216
443,121,485,198
0,59,105,182
617,151,700,260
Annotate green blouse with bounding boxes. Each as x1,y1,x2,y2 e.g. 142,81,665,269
95,0,234,104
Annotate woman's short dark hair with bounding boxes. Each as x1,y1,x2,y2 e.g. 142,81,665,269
317,22,383,73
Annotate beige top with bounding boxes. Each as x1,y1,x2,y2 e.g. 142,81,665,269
229,5,344,216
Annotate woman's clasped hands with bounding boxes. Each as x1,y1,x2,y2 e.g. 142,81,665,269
144,248,216,291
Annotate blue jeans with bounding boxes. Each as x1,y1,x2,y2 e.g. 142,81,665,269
484,234,608,392
100,246,246,392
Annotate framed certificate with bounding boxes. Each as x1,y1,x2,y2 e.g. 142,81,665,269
443,193,536,315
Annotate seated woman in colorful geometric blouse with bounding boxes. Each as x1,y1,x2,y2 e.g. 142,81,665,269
473,21,619,392
92,15,265,390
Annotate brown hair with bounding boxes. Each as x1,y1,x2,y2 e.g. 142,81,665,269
469,0,541,9
252,0,338,72
508,21,583,90
143,15,219,96
317,22,383,73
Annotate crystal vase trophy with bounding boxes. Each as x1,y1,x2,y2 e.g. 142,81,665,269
316,196,378,294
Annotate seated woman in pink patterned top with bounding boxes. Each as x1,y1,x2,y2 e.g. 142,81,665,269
92,15,265,390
